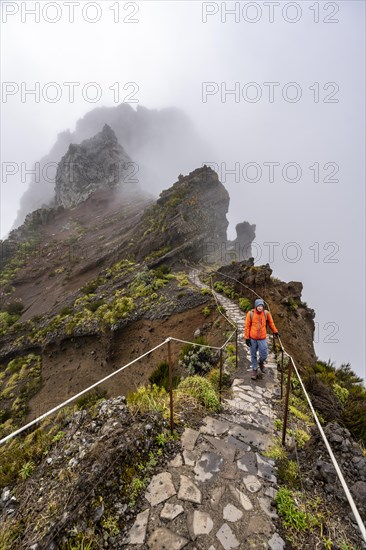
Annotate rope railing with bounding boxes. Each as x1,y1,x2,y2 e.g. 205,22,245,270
0,339,168,446
0,330,237,446
190,262,366,543
2,264,364,542
280,343,366,542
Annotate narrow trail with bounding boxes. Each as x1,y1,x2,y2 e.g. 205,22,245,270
124,270,285,549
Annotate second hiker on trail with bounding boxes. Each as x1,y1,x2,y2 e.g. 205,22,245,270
244,298,280,380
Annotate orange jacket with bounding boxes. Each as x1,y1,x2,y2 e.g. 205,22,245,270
244,309,278,340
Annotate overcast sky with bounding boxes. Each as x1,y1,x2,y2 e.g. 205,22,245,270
0,1,365,379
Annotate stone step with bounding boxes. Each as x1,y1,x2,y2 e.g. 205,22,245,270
124,269,286,549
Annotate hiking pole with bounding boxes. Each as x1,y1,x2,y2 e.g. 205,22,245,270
282,356,293,446
167,338,174,433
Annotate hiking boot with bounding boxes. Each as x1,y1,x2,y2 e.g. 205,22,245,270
259,360,265,373
251,369,257,380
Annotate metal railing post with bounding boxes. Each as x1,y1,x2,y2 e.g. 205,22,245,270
235,329,238,370
219,348,223,400
167,338,174,433
282,357,293,446
280,349,284,400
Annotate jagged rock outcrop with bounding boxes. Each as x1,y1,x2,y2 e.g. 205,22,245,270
301,422,366,520
55,124,134,208
135,166,256,266
228,221,257,261
135,166,232,264
13,103,212,229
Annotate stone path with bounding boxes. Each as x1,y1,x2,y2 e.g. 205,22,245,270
123,269,285,549
188,268,247,347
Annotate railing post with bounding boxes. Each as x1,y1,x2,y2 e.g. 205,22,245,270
219,348,223,400
167,338,174,433
282,358,293,446
280,349,284,400
235,329,238,370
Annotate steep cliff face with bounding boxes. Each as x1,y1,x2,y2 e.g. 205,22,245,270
55,125,134,208
135,167,232,264
13,104,212,228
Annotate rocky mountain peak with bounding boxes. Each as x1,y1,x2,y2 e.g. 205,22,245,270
55,125,135,209
13,104,212,230
135,166,235,264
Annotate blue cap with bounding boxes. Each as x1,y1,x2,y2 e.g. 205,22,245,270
254,299,265,308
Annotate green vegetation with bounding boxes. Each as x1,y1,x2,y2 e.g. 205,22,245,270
149,361,180,392
75,389,107,411
0,261,193,350
4,299,24,316
224,342,237,372
274,418,283,431
128,267,169,297
0,311,21,336
178,376,220,412
175,272,189,287
81,276,106,295
141,186,189,237
128,449,164,508
274,487,359,549
272,363,363,549
0,353,42,438
207,368,231,391
287,297,299,311
213,281,238,300
1,260,174,344
0,410,70,488
333,382,349,405
202,306,211,318
127,385,169,416
61,533,95,550
0,296,25,337
304,360,366,444
101,513,120,536
128,365,221,420
239,297,252,312
145,245,172,261
19,460,35,480
264,437,287,461
200,287,212,295
0,241,38,297
275,488,321,533
155,432,168,447
179,337,217,376
105,259,135,281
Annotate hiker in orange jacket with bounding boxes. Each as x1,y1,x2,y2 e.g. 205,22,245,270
244,298,280,380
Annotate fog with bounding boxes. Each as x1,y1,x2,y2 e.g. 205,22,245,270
0,1,365,379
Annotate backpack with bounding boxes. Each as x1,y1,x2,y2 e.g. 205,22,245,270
250,309,268,322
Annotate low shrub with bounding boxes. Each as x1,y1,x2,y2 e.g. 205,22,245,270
239,298,252,312
4,300,24,316
207,368,231,391
127,385,169,415
177,376,220,412
149,361,180,391
179,341,217,376
202,307,211,318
